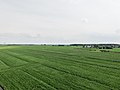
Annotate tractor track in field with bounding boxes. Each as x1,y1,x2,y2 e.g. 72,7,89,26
16,49,120,70
2,49,120,79
0,59,119,89
13,50,120,71
0,49,119,89
0,46,120,90
5,50,120,72
41,63,116,89
1,62,93,90
86,56,120,63
25,67,93,90
1,74,21,90
20,70,57,90
1,51,31,63
40,50,120,66
0,60,111,90
3,50,120,79
0,59,10,68
38,50,120,67
5,48,119,65
0,63,30,73
27,49,120,63
58,56,120,70
0,56,114,89
5,50,120,73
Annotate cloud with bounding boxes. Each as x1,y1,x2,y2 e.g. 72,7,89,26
69,0,81,5
81,18,88,23
0,0,120,43
0,33,67,44
115,29,120,34
0,32,120,44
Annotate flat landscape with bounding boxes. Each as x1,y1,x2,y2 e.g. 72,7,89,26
0,46,120,90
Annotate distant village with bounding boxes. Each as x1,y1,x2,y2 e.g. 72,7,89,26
81,44,120,49
62,44,120,49
0,44,120,49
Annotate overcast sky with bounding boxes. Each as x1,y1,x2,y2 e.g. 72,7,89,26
0,0,120,44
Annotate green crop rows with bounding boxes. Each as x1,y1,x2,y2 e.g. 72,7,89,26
0,46,120,90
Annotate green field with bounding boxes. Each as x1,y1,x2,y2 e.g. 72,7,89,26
100,48,120,52
0,46,120,90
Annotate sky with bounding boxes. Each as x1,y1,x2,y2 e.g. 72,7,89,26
0,0,120,44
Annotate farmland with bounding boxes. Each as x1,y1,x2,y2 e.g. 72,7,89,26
0,46,120,90
99,48,120,53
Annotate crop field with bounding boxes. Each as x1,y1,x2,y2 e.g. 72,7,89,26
100,48,120,52
0,46,120,90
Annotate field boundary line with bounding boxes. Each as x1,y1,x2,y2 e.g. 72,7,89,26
2,51,30,63
19,49,120,70
86,56,120,63
6,49,120,79
20,70,57,90
31,66,94,90
0,59,10,68
2,74,21,90
58,56,120,70
41,63,115,89
0,62,40,73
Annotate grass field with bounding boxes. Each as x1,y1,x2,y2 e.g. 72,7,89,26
100,48,120,52
0,46,120,90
